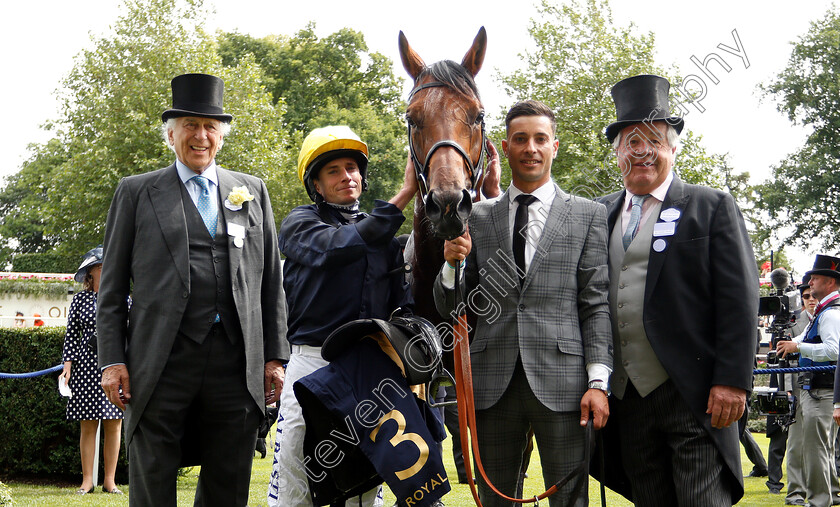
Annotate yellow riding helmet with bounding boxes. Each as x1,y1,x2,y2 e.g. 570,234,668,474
297,126,369,202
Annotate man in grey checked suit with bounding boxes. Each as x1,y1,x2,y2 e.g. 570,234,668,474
97,73,288,506
595,75,757,506
434,100,612,507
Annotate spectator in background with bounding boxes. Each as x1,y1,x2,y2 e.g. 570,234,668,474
59,246,124,495
33,314,44,327
14,311,25,328
780,255,840,507
777,278,817,502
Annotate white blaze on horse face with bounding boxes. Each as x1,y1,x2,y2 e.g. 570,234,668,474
502,115,558,193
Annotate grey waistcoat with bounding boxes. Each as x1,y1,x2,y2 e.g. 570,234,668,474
608,200,669,399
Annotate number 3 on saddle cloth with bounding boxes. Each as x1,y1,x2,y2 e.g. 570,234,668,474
294,330,450,507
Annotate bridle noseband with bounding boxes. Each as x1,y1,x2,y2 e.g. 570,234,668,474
406,80,487,204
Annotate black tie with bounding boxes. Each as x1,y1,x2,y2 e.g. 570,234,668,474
513,194,537,283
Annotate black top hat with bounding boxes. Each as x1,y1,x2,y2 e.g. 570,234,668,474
605,74,685,143
805,254,840,280
161,73,232,123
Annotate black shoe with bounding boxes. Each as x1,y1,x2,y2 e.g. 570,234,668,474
75,487,94,495
746,469,768,477
769,487,781,494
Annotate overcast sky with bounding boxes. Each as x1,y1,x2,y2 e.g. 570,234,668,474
1,0,833,276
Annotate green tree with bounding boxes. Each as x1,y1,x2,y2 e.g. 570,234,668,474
756,7,840,250
217,26,410,223
20,0,289,257
495,0,733,200
0,138,68,266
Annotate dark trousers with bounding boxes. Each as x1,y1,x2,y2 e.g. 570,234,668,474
741,428,768,473
615,381,733,507
128,325,261,507
766,416,788,490
474,362,587,507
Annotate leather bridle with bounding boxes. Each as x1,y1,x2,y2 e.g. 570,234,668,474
406,80,487,204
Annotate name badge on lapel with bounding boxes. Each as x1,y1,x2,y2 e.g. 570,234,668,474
228,223,246,248
653,222,676,237
660,207,681,222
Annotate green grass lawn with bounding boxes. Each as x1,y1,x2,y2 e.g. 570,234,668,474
2,429,799,506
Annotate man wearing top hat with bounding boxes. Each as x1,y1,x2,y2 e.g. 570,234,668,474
595,75,758,506
97,73,288,506
775,254,840,507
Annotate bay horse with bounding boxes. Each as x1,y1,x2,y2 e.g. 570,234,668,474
397,26,495,329
397,29,588,506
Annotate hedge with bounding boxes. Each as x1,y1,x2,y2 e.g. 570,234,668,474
0,327,128,482
0,279,79,299
11,253,78,274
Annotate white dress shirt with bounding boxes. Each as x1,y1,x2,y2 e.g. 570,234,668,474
620,171,674,235
176,159,220,209
795,290,840,363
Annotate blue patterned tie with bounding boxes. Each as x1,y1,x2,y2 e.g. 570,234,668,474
192,175,217,237
622,194,650,250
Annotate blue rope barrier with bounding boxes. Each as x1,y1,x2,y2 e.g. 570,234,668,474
754,365,836,375
0,364,62,379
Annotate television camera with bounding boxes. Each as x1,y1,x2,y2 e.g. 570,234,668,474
753,268,802,427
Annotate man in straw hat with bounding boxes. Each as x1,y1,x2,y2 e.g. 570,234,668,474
97,73,288,506
595,74,758,506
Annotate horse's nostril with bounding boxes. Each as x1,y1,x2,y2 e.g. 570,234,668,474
457,189,473,216
425,190,443,219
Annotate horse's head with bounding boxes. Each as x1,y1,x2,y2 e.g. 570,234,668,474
399,27,487,241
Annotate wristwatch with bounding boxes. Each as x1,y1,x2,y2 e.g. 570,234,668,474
588,380,610,395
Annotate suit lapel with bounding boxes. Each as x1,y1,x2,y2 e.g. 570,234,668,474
644,176,690,304
602,189,626,233
523,184,571,292
148,165,189,287
217,168,249,280
490,191,517,283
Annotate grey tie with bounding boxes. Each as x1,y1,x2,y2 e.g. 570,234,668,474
191,175,218,237
622,194,651,250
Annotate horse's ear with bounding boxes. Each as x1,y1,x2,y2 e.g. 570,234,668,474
461,26,487,77
399,30,426,80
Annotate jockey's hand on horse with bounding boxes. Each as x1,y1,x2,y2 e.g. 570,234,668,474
482,140,502,198
390,155,420,210
443,228,471,267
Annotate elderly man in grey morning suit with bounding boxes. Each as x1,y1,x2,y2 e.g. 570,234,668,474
97,73,288,507
434,100,612,507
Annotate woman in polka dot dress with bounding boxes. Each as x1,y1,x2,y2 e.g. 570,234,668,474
59,246,124,495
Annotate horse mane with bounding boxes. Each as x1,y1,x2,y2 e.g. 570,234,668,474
418,60,481,101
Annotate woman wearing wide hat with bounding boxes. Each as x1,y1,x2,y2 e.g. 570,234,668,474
59,246,124,495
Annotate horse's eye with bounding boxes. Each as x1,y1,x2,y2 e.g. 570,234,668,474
475,111,485,125
405,114,416,127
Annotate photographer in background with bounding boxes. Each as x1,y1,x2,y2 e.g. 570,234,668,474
778,256,840,507
770,278,815,501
